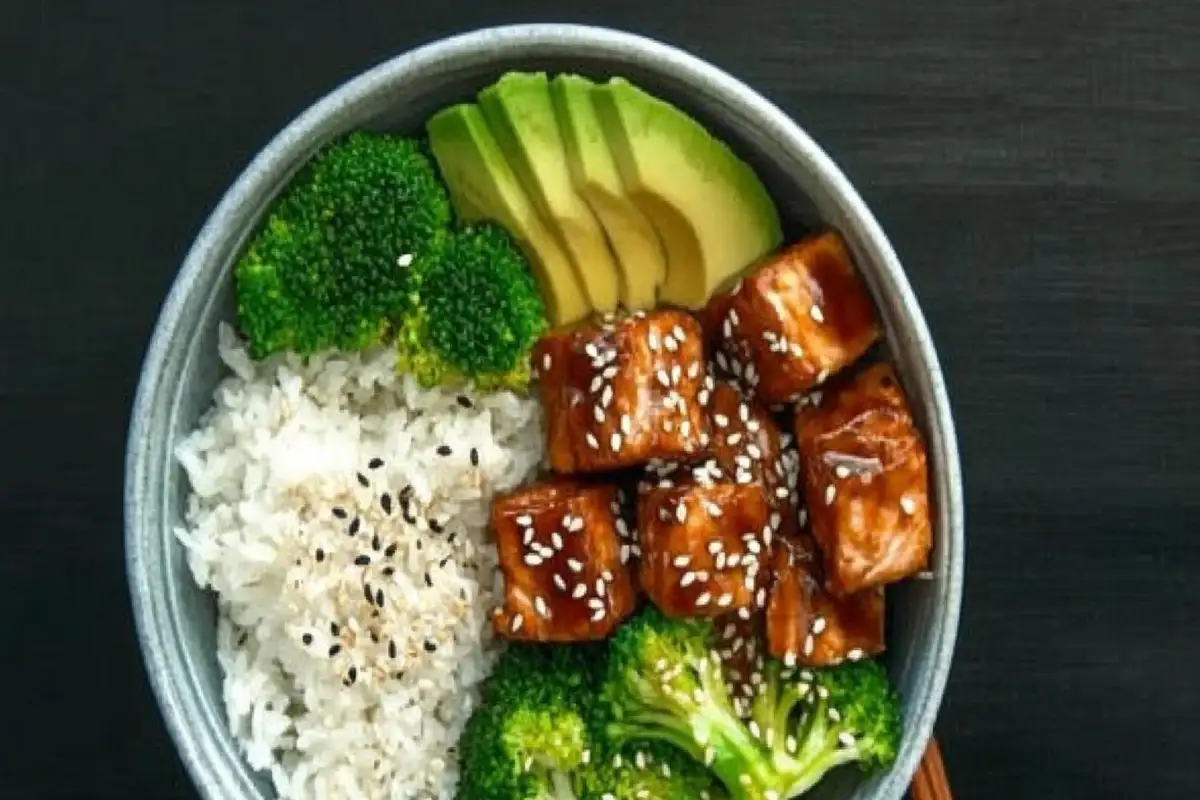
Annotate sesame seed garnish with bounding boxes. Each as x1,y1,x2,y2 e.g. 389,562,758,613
596,578,607,597
354,555,371,566
648,330,660,350
523,554,543,567
590,375,604,393
586,433,600,450
567,558,584,573
356,472,370,488
835,464,851,479
673,555,691,568
657,369,671,388
611,432,623,451
332,507,347,520
602,385,614,407
680,571,697,587
328,643,342,658
535,596,552,619
901,495,918,515
675,503,688,523
803,634,815,656
696,591,712,607
717,592,734,607
812,616,827,634
809,304,825,323
348,517,361,536
542,353,552,372
824,484,837,505
620,414,632,436
572,583,588,599
590,606,606,622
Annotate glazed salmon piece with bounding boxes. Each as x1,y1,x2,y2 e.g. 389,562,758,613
491,480,637,641
700,231,880,405
532,310,711,474
706,379,801,537
765,534,885,667
795,362,932,596
636,479,773,618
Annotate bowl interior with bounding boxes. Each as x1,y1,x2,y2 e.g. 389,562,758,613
128,24,961,800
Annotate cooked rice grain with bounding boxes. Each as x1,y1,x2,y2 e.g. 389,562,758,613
174,324,545,799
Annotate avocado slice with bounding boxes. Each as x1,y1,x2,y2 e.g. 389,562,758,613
478,72,621,313
551,74,666,311
592,78,783,309
426,103,590,327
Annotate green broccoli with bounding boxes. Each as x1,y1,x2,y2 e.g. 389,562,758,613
457,643,604,800
579,739,726,800
396,222,548,392
601,606,901,800
234,132,451,358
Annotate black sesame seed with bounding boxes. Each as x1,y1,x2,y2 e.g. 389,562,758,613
429,519,444,534
315,548,325,563
302,633,313,645
355,555,371,566
369,630,379,644
380,493,393,515
415,540,423,551
368,457,384,470
364,582,374,604
393,670,405,680
375,588,385,607
470,447,480,467
403,511,418,525
384,543,398,558
330,622,340,636
447,532,457,545
424,640,438,653
383,566,396,577
372,534,381,551
332,507,348,520
457,395,473,409
439,556,451,568
437,445,453,457
388,640,398,659
424,572,433,587
346,666,358,684
349,517,361,536
236,631,248,647
328,644,342,658
357,472,370,488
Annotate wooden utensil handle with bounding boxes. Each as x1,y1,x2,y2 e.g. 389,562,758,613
910,737,952,800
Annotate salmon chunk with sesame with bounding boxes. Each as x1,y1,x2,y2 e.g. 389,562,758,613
766,535,885,667
795,363,932,596
491,480,637,641
532,310,711,474
706,379,801,536
701,231,880,405
636,478,773,618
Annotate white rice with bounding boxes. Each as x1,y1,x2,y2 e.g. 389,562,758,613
174,323,545,799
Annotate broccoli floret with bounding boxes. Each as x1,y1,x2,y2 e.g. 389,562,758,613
601,606,901,800
458,643,605,800
234,132,451,358
396,222,548,392
579,739,726,800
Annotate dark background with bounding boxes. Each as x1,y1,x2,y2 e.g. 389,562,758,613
2,1,1197,797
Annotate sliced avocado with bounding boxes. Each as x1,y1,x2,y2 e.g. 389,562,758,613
551,74,666,312
592,78,783,309
478,72,621,313
426,103,590,327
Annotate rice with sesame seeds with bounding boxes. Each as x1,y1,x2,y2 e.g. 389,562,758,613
173,324,545,800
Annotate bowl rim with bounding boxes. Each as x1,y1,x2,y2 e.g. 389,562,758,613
125,21,963,800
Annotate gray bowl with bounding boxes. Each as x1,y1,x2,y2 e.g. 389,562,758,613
125,23,963,800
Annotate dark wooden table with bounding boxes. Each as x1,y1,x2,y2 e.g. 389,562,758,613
3,1,1197,797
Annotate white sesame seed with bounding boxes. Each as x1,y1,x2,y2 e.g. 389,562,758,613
553,574,567,592
803,634,815,655
591,606,606,622
551,532,564,551
602,385,614,408
648,330,660,350
825,484,837,505
656,369,671,388
673,555,692,568
516,514,533,526
585,432,600,450
810,304,825,323
665,335,679,353
848,648,865,661
397,252,414,267
901,495,918,515
835,464,851,479
708,540,724,555
696,591,712,607
680,571,697,587
589,375,604,393
535,596,552,619
812,616,827,634
588,597,605,610
704,501,723,518
585,343,599,359
620,414,632,436
593,405,605,424
567,558,584,573
714,413,729,428
510,614,524,633
611,432,623,452
620,544,631,564
747,443,763,460
523,554,543,567
784,652,797,668
522,528,534,546
717,592,734,608
572,583,588,599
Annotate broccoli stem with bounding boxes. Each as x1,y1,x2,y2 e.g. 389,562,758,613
547,769,577,800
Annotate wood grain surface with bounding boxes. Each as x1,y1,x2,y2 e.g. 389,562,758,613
1,1,1197,798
